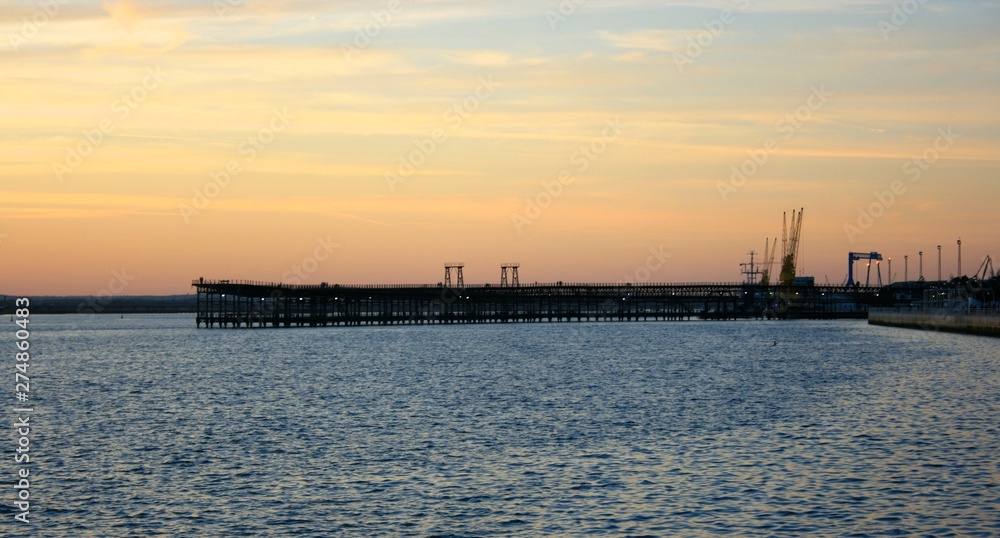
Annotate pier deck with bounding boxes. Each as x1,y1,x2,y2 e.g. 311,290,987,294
193,279,892,328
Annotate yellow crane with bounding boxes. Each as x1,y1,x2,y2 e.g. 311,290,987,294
779,208,804,286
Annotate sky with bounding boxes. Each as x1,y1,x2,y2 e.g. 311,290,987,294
1,0,998,295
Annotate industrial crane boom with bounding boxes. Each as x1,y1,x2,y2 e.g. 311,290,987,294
779,208,804,286
761,237,778,286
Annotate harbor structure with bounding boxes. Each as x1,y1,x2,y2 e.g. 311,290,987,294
192,278,893,329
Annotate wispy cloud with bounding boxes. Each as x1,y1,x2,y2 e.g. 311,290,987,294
599,29,688,52
2,0,998,293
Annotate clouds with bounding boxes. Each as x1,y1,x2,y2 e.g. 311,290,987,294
599,29,689,52
0,0,998,293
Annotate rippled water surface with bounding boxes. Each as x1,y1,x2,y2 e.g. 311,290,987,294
4,315,999,536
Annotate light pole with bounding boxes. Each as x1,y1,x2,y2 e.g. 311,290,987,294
919,251,923,280
937,245,942,281
888,258,892,285
957,238,962,277
904,255,909,282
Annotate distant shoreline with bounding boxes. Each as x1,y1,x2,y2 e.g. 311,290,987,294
0,295,197,315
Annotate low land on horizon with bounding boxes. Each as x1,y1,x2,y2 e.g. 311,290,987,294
1,295,197,315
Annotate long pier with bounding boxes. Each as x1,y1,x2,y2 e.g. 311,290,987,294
192,279,898,328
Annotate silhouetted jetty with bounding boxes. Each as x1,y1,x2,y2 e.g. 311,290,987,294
192,279,901,328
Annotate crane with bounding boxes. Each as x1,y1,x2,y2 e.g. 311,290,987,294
847,252,883,287
779,208,804,286
760,237,778,286
974,255,995,280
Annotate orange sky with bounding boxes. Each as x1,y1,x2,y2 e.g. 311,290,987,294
1,0,998,295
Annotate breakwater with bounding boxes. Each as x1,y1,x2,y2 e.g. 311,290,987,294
869,308,1000,338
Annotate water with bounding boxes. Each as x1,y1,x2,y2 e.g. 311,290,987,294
3,315,998,536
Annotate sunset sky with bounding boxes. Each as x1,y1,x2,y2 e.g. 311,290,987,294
2,0,998,295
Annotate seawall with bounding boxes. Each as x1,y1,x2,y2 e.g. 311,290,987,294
869,309,1000,338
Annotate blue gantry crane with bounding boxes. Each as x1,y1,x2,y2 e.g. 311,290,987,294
847,252,884,287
